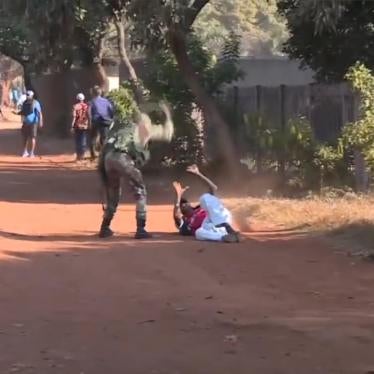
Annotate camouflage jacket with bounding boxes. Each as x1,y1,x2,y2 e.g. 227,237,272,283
105,120,150,166
104,110,173,167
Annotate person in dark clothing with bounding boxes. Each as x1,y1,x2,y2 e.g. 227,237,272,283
89,86,114,159
98,103,174,239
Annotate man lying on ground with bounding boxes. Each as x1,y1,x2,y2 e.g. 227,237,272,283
172,165,240,243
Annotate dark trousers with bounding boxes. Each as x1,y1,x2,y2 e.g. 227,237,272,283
90,122,110,158
74,129,88,159
103,151,147,223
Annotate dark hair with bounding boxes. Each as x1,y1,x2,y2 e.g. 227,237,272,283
180,198,189,204
93,85,102,96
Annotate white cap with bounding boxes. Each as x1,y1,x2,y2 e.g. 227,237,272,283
26,90,34,98
76,93,85,101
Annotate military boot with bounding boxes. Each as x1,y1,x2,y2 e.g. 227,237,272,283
99,217,114,238
134,218,152,239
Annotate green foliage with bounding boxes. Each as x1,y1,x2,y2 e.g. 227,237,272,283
0,0,115,72
243,115,315,169
107,83,137,123
278,0,374,82
243,113,274,157
145,32,242,104
143,32,242,166
279,117,315,163
242,113,345,190
0,0,77,72
194,0,288,56
342,63,374,169
0,3,36,68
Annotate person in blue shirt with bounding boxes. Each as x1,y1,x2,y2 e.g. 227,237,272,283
89,86,114,160
17,90,43,158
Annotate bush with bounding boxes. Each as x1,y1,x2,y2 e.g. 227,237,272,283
241,113,346,192
343,63,374,170
107,83,137,123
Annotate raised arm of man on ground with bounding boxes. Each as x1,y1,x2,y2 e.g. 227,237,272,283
186,164,218,194
172,180,207,237
172,181,189,228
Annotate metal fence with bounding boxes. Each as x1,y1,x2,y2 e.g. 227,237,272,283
224,83,358,143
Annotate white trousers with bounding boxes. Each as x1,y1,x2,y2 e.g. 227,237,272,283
195,193,232,242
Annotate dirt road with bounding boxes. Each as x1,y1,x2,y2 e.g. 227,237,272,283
1,115,374,374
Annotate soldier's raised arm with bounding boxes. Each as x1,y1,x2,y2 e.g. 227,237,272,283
148,103,174,142
137,103,174,146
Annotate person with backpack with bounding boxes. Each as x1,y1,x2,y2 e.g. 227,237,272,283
71,93,89,162
17,90,43,158
89,86,114,160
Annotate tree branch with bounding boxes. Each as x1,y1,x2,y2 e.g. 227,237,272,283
184,0,210,29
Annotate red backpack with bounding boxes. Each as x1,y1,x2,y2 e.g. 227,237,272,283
73,102,89,129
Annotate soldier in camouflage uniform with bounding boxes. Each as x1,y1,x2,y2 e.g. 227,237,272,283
98,103,174,239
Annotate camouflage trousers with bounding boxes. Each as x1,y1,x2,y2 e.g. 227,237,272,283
102,150,147,222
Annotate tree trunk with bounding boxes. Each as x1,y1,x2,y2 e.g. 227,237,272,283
352,94,369,192
354,149,369,192
92,63,108,92
1,79,10,107
114,18,143,103
93,34,109,92
168,29,239,175
23,64,35,92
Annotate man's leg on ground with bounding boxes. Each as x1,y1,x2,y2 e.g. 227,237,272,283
74,129,85,160
103,152,151,239
89,124,98,159
82,130,88,158
126,160,151,239
99,173,121,238
21,125,29,157
29,138,36,157
29,125,38,157
199,193,232,226
99,125,110,149
199,193,240,241
74,130,80,160
195,224,227,241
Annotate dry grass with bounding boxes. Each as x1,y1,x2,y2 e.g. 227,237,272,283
224,195,374,256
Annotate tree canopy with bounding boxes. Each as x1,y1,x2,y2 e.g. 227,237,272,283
278,0,374,82
195,0,288,57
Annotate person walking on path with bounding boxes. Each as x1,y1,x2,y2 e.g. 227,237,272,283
89,86,114,160
16,90,43,158
71,93,89,162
